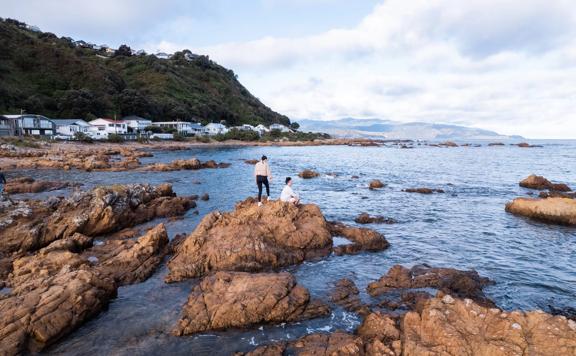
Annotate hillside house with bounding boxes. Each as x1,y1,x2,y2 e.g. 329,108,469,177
152,121,203,135
3,114,55,136
270,123,291,133
204,123,228,135
89,118,128,134
123,116,152,133
52,119,91,136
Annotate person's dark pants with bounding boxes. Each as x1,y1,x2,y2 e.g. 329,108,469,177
256,175,270,202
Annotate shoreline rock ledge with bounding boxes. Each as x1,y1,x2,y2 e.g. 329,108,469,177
505,197,576,226
165,198,388,283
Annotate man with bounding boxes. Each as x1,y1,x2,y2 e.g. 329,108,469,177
254,155,272,206
280,177,300,205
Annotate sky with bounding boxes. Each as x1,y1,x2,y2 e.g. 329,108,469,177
2,0,576,138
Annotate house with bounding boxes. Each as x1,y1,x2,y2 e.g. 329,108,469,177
89,118,128,134
0,116,18,136
51,119,91,136
152,121,200,135
254,124,269,135
236,124,256,132
154,52,171,60
3,114,55,136
123,116,152,133
270,123,291,133
204,123,228,136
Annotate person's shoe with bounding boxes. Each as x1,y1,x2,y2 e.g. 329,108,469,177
258,202,263,207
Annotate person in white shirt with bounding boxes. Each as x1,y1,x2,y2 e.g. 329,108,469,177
254,155,272,206
280,177,300,205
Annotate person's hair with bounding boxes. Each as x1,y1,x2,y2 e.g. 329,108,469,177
261,155,267,161
285,177,292,184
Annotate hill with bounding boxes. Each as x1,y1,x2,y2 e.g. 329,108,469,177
0,18,290,126
298,118,523,140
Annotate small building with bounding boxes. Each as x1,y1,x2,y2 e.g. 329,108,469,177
254,124,269,135
270,123,291,133
236,124,256,132
3,114,55,136
89,118,128,134
154,52,171,60
204,123,228,136
123,116,152,133
151,121,202,135
0,116,18,136
51,119,91,136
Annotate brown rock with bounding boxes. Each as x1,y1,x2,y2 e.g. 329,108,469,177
298,169,320,179
367,264,495,307
200,193,210,201
143,158,230,172
244,159,259,165
172,272,330,335
439,141,458,147
357,312,401,342
505,197,576,225
519,174,571,191
242,332,365,356
330,278,370,315
4,177,77,194
355,213,397,224
539,191,576,199
165,199,334,282
402,188,445,194
488,142,505,146
369,180,385,189
402,296,576,356
329,221,389,256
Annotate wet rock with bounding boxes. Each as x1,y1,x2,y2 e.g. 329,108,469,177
330,278,370,316
244,159,259,165
488,142,505,146
0,268,116,355
328,221,389,256
144,158,229,171
367,264,495,308
402,296,576,356
505,197,576,225
355,213,397,224
173,272,329,335
357,312,401,343
298,169,320,179
402,188,445,194
4,177,78,194
0,184,195,255
519,174,571,191
369,180,385,189
200,193,210,201
351,175,360,179
439,141,458,147
516,142,543,148
165,198,333,282
539,191,576,199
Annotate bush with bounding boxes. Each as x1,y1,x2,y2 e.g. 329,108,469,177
172,132,187,141
107,133,124,143
195,135,210,143
73,132,93,143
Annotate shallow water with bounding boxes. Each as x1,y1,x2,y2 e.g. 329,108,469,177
11,141,575,355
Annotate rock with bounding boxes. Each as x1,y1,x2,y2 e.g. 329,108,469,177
351,175,360,179
357,312,401,342
367,264,495,308
298,169,320,179
0,184,195,255
244,159,259,165
355,213,397,224
402,188,445,194
439,141,458,147
330,278,370,315
165,198,333,282
402,296,576,356
143,158,230,171
241,332,365,356
539,191,576,199
519,174,571,191
4,177,78,194
369,180,385,189
516,142,542,148
0,268,116,354
488,142,505,146
505,197,576,225
328,221,389,256
172,272,329,335
200,193,210,201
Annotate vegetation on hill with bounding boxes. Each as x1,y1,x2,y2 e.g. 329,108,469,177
0,18,291,127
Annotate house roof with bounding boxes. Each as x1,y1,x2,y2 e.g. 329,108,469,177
51,119,89,126
91,118,126,124
122,115,151,122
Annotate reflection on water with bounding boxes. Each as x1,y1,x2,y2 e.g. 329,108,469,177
11,142,574,355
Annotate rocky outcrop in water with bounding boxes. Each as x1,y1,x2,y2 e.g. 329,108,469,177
328,221,389,256
367,264,495,307
173,271,329,336
329,278,370,316
505,197,576,225
355,213,397,224
369,180,385,189
402,188,445,194
143,158,230,171
298,169,320,179
4,177,78,194
0,184,195,255
519,174,571,191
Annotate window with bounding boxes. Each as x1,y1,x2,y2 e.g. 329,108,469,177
108,124,114,127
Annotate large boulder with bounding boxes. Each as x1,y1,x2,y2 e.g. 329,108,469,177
402,296,576,356
369,180,385,189
173,271,329,335
0,184,195,255
298,169,320,179
165,199,333,282
367,264,495,308
519,174,571,191
328,221,389,256
505,197,576,225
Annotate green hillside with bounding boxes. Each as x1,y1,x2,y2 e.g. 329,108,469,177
0,18,290,126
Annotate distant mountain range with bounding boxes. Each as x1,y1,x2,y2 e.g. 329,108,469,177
299,118,523,140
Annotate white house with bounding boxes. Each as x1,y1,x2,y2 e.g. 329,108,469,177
204,123,228,136
270,123,291,133
236,124,256,132
52,119,91,136
89,118,128,134
152,121,202,135
254,124,269,135
123,116,152,133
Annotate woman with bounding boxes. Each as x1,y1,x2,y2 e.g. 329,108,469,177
280,177,300,205
254,155,272,206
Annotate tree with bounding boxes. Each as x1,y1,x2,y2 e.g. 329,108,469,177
115,44,132,57
290,122,300,130
58,89,108,118
116,89,152,118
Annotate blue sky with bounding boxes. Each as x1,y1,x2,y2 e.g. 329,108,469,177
2,0,576,138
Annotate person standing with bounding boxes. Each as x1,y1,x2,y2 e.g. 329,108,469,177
254,155,272,206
